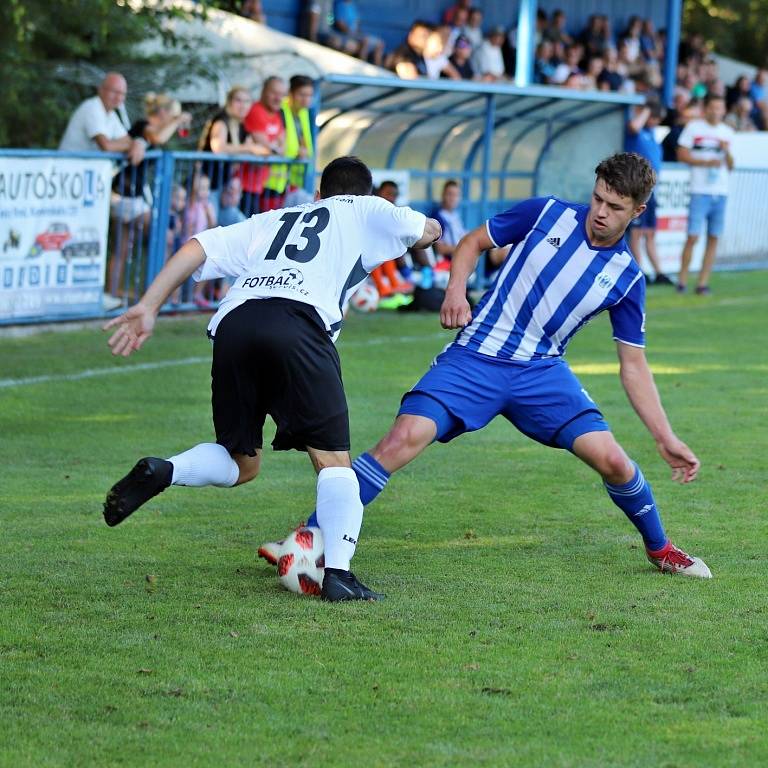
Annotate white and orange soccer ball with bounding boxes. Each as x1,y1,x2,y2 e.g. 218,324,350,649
349,282,379,313
276,526,325,596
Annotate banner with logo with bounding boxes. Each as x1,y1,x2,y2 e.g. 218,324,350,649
0,156,112,321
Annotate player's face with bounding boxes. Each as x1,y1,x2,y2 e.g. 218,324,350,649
587,178,645,246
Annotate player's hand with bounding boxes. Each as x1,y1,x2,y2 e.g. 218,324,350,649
656,436,700,483
440,288,472,329
103,302,156,357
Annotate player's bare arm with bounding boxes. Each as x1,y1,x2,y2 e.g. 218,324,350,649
412,217,442,250
103,239,206,357
440,224,494,329
616,341,700,483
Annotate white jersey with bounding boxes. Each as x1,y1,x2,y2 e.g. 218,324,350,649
193,195,426,341
678,118,735,196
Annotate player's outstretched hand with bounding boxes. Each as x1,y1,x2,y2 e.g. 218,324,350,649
656,436,700,483
440,291,473,329
103,303,156,357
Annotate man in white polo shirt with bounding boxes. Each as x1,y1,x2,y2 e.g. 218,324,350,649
676,93,734,295
59,72,144,163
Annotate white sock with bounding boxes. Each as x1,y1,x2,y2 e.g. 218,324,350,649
315,467,363,571
168,443,240,487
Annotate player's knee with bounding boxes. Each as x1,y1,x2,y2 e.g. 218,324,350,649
234,456,260,485
374,417,430,463
599,447,633,484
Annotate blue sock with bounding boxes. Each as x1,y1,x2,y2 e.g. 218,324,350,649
604,462,668,551
306,452,390,528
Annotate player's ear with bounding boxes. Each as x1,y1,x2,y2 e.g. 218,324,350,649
632,203,646,220
314,189,321,201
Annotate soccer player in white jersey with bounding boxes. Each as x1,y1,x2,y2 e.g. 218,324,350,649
101,156,442,601
265,152,711,579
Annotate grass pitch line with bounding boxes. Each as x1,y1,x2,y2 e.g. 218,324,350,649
0,332,446,390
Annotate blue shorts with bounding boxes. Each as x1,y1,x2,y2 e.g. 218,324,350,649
630,191,657,229
398,346,610,451
688,193,727,238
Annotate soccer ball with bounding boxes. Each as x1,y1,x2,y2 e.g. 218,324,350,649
350,282,379,313
277,526,325,596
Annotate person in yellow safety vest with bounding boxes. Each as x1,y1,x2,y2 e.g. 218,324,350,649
264,75,315,202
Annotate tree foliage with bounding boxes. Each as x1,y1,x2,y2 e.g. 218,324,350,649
0,0,210,148
684,0,768,68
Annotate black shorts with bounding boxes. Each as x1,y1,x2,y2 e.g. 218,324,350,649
211,298,350,455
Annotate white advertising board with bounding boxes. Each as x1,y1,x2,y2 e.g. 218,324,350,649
0,156,112,321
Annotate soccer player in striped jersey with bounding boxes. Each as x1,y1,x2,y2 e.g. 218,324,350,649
262,152,711,579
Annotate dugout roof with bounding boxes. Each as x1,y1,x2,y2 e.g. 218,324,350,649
316,74,643,226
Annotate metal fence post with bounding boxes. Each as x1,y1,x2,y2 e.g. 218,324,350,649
147,151,175,288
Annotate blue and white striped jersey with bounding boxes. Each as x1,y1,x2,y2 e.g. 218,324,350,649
455,196,646,361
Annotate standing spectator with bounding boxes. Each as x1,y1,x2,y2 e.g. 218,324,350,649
620,16,643,64
640,19,660,62
59,72,142,162
389,21,431,79
625,102,672,285
241,77,287,214
59,72,146,308
333,1,385,66
279,75,316,206
676,94,735,295
749,68,767,129
183,174,217,309
474,27,506,82
448,35,475,80
109,92,191,300
726,75,752,111
166,184,187,306
581,14,609,59
597,48,626,92
199,85,261,213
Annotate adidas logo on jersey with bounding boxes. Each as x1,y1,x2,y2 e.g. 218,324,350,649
546,237,561,247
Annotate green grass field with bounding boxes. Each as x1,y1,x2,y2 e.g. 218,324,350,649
1,271,767,767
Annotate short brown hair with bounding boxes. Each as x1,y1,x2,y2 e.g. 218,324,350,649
594,152,656,204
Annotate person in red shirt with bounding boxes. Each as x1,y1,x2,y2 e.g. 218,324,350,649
240,76,287,214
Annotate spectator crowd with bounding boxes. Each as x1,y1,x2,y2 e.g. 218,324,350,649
52,2,767,309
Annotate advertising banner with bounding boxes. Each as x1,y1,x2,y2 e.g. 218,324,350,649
0,156,112,321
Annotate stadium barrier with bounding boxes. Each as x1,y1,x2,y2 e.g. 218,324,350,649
0,149,311,325
0,148,766,327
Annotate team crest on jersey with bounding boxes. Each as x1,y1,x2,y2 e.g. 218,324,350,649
595,272,614,290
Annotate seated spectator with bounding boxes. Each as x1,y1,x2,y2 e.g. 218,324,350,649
442,0,470,26
597,48,625,92
640,19,660,62
725,97,758,132
389,20,431,79
333,0,385,67
727,75,752,110
582,56,606,90
544,9,573,47
447,6,469,49
620,16,642,65
534,40,556,84
474,27,506,82
462,7,484,51
551,43,583,85
240,0,266,24
425,26,460,80
447,35,475,80
581,14,609,59
306,0,342,49
432,180,466,265
218,177,248,227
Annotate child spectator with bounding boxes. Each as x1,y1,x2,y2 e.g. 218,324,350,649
183,174,217,309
